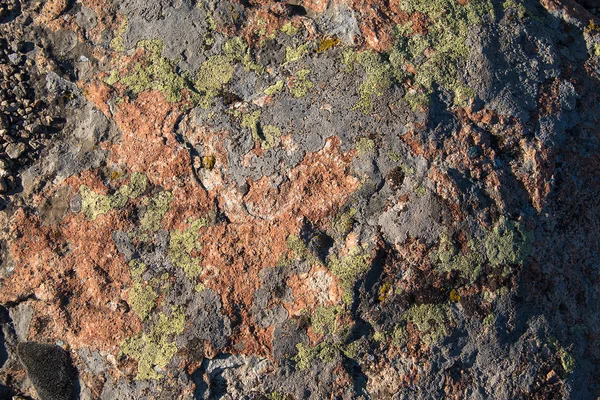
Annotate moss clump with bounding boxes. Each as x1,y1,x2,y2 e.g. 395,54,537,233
484,218,533,269
120,307,186,380
140,191,174,232
403,303,451,345
356,137,375,156
264,80,284,96
129,282,158,321
311,306,341,336
169,218,208,279
288,69,314,98
328,246,371,304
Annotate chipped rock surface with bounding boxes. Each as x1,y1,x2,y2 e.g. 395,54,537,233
1,0,600,399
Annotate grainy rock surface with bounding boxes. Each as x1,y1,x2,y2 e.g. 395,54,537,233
0,0,599,399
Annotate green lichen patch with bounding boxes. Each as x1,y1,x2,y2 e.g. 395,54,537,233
140,191,174,232
195,55,236,108
483,218,533,269
356,137,375,156
328,246,372,304
285,43,311,64
264,80,284,96
129,282,158,321
120,307,186,380
393,0,494,106
311,306,341,336
403,303,451,346
288,69,314,98
281,21,299,36
331,208,357,237
433,231,483,283
286,235,322,267
110,18,129,52
79,186,112,220
169,218,208,279
117,39,192,103
293,342,338,371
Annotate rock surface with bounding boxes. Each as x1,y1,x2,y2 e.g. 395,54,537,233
0,0,599,399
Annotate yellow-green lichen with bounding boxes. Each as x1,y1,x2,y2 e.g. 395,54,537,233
195,55,236,108
392,323,408,348
403,303,451,346
110,18,129,52
281,21,299,36
286,235,322,266
353,51,394,113
433,231,483,283
242,110,261,142
285,43,311,64
129,282,158,321
264,80,284,96
293,342,337,370
140,191,174,232
260,125,281,149
328,245,371,304
116,39,192,103
356,137,375,156
331,207,357,237
120,307,186,380
311,306,341,336
169,218,208,279
288,69,314,98
484,218,533,269
79,186,112,220
129,259,147,281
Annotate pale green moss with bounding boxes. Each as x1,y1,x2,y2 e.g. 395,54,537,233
328,246,371,304
264,80,284,96
120,307,186,380
356,137,375,156
169,218,208,279
129,282,157,321
289,69,314,98
140,191,174,232
403,303,451,345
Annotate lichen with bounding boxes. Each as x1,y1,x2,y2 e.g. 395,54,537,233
328,245,371,304
286,235,322,266
483,218,533,269
128,282,157,321
331,207,357,237
285,43,311,64
356,137,375,156
169,218,208,279
116,39,191,103
311,306,341,336
293,341,337,370
288,69,314,98
140,191,174,232
120,307,186,380
433,231,483,283
264,80,284,96
110,18,128,52
195,55,236,108
281,21,298,36
317,37,341,53
403,303,451,346
79,186,112,220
